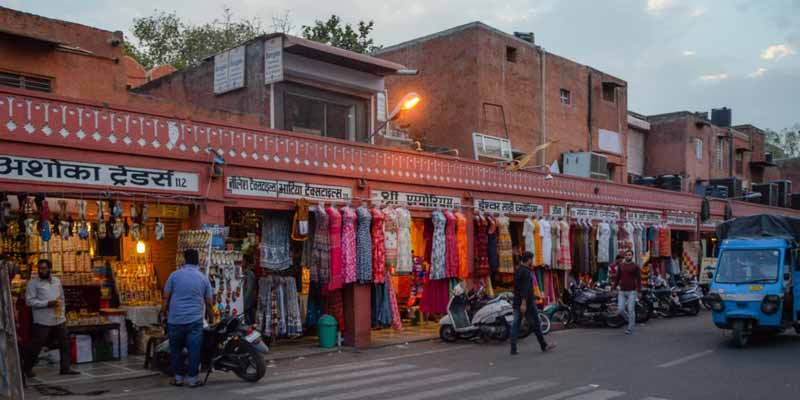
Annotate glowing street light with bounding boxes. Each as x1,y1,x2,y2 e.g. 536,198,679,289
369,92,421,142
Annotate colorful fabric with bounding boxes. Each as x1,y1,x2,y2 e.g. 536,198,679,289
430,210,447,280
557,220,572,270
596,222,611,263
383,207,399,267
539,219,552,267
396,208,413,274
341,206,358,284
411,219,426,258
497,216,514,273
310,206,330,285
523,218,536,256
259,213,292,271
475,216,490,278
386,271,402,330
371,208,386,284
455,211,469,278
533,220,544,267
444,210,459,278
355,206,373,283
658,226,671,257
487,217,499,273
326,207,344,291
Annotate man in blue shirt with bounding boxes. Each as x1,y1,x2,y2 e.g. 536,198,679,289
161,249,213,388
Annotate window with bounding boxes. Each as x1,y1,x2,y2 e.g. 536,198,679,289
0,71,52,92
735,150,744,174
602,82,616,103
695,138,704,160
506,46,518,63
559,89,571,105
274,82,367,142
715,138,724,169
472,132,513,161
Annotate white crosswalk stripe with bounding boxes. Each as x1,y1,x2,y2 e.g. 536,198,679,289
232,363,416,395
535,385,598,400
459,381,559,400
310,371,479,400
566,389,625,400
386,376,519,400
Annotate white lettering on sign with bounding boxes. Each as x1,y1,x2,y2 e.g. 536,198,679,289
264,37,284,85
569,206,620,220
702,219,722,228
226,176,351,201
0,155,199,192
667,213,697,226
549,205,566,217
372,190,461,209
626,209,663,224
376,92,387,122
475,199,542,216
214,46,246,94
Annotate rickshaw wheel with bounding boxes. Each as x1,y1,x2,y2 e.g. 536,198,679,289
732,320,749,348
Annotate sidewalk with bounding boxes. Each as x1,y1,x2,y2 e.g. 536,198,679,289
24,355,157,387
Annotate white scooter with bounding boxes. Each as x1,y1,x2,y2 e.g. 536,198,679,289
439,284,515,342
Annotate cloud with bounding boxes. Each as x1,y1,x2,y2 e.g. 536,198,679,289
682,50,696,56
748,67,767,78
760,44,795,60
698,73,729,82
646,0,675,13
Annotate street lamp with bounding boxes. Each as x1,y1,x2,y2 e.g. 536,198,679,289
368,92,421,142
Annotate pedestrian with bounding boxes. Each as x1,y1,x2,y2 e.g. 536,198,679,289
161,249,214,388
510,251,556,355
24,259,79,377
613,250,641,335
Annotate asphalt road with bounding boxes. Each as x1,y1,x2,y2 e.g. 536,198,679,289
26,313,800,400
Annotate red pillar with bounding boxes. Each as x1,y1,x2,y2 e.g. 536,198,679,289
191,201,225,228
343,283,372,347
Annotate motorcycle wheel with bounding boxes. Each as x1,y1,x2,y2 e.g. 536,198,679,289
539,313,551,335
439,325,458,343
687,303,701,316
635,302,651,324
231,342,267,382
494,317,511,342
519,318,532,339
605,313,626,329
549,307,573,328
732,320,749,348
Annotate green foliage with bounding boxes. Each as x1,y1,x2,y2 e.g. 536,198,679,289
301,15,381,54
765,125,800,159
124,8,264,70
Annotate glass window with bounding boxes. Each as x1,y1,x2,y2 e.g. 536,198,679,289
560,89,571,105
325,103,354,140
283,93,355,140
695,138,704,160
715,249,781,284
602,83,616,103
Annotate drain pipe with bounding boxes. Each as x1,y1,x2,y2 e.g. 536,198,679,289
587,69,593,152
539,46,547,166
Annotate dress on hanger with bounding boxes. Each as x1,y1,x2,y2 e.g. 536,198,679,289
341,206,358,284
311,206,330,285
430,210,447,280
533,219,544,267
539,219,552,267
523,217,536,256
497,215,514,273
396,207,413,274
383,207,399,268
558,220,572,270
355,205,373,283
455,211,469,278
371,208,386,284
326,206,343,291
475,216,490,278
596,222,611,263
444,210,459,278
259,213,292,271
551,220,560,269
487,216,499,273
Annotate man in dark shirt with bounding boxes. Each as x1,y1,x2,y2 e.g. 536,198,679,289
510,251,555,355
613,250,641,334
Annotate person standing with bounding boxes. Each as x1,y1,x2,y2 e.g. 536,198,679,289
24,259,79,377
613,250,641,335
510,251,555,355
161,249,214,388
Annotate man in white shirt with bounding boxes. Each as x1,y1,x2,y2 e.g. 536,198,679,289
24,259,79,377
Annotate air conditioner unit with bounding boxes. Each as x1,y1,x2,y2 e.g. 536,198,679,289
562,152,608,180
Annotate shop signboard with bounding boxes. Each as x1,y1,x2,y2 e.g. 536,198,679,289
702,219,723,229
626,209,663,224
569,206,620,220
226,176,351,202
668,213,697,227
264,37,284,84
372,190,461,209
549,205,566,218
0,155,199,192
213,45,245,94
475,199,542,216
699,257,717,284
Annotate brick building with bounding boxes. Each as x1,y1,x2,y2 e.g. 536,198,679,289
375,22,629,183
627,111,649,182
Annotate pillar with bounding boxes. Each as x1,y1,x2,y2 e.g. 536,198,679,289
343,283,372,348
190,201,225,228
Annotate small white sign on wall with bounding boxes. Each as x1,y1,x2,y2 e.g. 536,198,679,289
264,37,284,84
598,129,622,154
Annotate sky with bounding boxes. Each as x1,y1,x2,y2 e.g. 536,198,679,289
3,0,799,131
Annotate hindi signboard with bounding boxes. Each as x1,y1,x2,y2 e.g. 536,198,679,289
668,212,697,227
0,155,199,192
569,206,621,220
264,37,284,84
626,209,663,224
213,45,246,94
475,199,542,216
549,205,566,217
372,190,461,209
226,176,352,202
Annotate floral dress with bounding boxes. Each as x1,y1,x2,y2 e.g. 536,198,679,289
311,206,330,285
474,216,490,278
497,215,514,273
371,208,386,284
396,207,413,274
455,211,469,278
259,213,292,271
326,207,343,291
341,206,358,284
444,210,458,278
430,210,447,280
355,206,373,283
383,207,399,269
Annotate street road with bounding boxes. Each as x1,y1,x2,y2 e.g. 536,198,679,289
27,314,800,399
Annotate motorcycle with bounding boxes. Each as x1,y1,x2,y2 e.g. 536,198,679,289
646,276,702,317
145,314,268,384
551,283,649,328
439,284,515,342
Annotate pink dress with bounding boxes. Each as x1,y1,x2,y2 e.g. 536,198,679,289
326,207,344,291
444,210,458,278
341,206,358,284
371,208,386,284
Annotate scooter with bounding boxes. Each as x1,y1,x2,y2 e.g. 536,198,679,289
439,284,515,342
145,314,268,383
650,276,702,317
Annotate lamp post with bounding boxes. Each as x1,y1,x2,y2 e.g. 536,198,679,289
368,92,421,143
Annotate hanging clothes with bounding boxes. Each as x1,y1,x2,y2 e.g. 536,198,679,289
326,206,344,291
523,217,536,256
557,220,572,270
633,225,643,266
610,223,619,262
658,226,671,257
420,278,449,315
533,219,544,267
430,209,447,280
371,207,386,284
372,282,392,327
355,205,373,283
444,209,459,278
256,276,303,338
259,213,292,271
310,206,330,285
589,223,598,275
540,218,552,267
411,219,426,258
383,207,399,269
475,216,490,278
386,270,402,330
581,223,591,275
396,207,413,274
455,211,469,279
487,216,499,274
551,220,559,270
647,226,658,258
596,222,611,263
497,215,514,273
341,206,358,284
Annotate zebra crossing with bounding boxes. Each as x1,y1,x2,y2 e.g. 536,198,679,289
227,359,672,400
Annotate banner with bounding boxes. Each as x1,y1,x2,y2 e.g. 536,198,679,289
226,176,351,201
626,209,663,224
372,190,460,209
668,212,697,226
569,206,620,220
475,199,542,215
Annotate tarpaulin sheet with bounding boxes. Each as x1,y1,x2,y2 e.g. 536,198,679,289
716,214,800,241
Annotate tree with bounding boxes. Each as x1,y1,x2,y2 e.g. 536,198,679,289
301,15,382,54
271,10,296,35
766,125,800,159
124,8,264,70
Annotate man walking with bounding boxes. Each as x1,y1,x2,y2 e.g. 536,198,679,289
161,249,214,388
613,250,641,335
510,251,555,355
24,259,79,377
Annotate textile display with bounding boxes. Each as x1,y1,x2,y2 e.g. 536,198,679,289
355,206,373,283
256,276,303,338
259,213,292,271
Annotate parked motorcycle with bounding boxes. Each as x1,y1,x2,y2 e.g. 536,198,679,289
146,314,268,383
550,283,626,328
439,284,515,342
645,276,702,317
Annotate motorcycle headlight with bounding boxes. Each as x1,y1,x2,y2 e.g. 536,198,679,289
706,293,724,312
760,295,781,315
